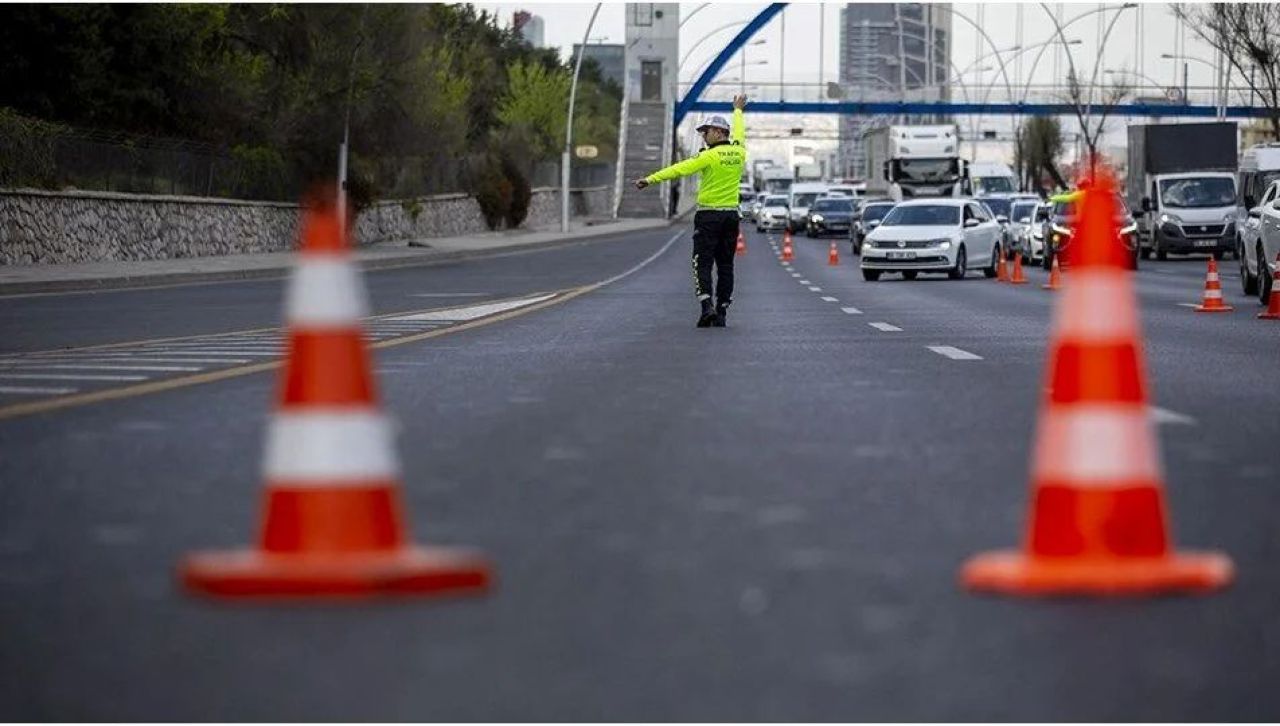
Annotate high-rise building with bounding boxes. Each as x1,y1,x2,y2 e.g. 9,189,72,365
513,10,545,48
837,4,951,179
572,43,626,92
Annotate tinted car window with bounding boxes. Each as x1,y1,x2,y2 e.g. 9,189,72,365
812,199,853,212
981,197,1012,218
861,204,894,222
1012,202,1037,223
792,193,820,207
882,204,961,227
765,196,789,207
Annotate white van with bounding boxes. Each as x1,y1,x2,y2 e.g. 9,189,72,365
1237,144,1280,295
787,182,829,232
967,162,1018,196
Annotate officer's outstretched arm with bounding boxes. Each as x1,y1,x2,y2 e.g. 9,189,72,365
732,94,747,145
643,151,712,186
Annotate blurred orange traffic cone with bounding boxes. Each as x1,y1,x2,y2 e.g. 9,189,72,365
1009,251,1028,285
996,248,1009,282
960,169,1232,596
1042,255,1062,291
1260,253,1280,320
736,230,746,256
1193,257,1233,313
782,235,794,262
828,241,840,266
180,197,491,599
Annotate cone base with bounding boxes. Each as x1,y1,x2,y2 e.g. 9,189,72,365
1194,304,1233,313
960,550,1233,596
1009,280,1028,285
1258,311,1280,320
181,545,491,600
1042,284,1059,291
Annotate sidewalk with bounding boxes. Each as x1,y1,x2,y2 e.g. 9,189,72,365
0,217,672,295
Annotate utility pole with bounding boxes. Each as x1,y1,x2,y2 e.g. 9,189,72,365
818,4,825,92
562,3,603,234
779,9,786,102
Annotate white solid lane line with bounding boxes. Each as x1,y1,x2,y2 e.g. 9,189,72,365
841,307,863,315
0,373,148,381
868,322,903,332
927,345,983,361
1149,406,1197,425
820,296,838,302
0,364,204,372
0,385,77,395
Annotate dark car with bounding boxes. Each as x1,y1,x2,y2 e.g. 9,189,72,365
850,200,895,254
1044,192,1139,270
805,197,856,238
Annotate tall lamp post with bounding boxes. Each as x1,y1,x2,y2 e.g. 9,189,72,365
562,3,603,234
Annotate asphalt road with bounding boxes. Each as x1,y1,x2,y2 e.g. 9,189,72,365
1,225,1278,720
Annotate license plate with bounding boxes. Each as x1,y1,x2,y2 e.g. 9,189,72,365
887,251,917,260
1194,239,1217,247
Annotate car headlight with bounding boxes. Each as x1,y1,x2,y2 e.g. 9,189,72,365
862,242,872,252
929,238,952,250
1159,213,1181,225
1120,223,1137,235
811,214,824,223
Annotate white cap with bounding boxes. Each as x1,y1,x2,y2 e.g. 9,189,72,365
696,115,731,133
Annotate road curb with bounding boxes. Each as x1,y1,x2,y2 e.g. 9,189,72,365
0,220,674,295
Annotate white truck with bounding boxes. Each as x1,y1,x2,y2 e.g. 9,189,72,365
1126,122,1239,261
863,124,967,201
759,168,795,196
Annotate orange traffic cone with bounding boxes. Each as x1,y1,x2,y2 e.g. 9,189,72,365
180,197,492,599
1009,251,1028,285
996,248,1009,282
1260,253,1280,320
960,169,1233,596
1042,255,1062,291
1193,257,1233,312
782,234,794,262
828,240,840,266
736,230,746,256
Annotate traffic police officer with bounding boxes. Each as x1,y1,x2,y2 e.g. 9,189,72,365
636,94,748,327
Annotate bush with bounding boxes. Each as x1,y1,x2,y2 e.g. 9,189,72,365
0,107,66,189
465,154,512,230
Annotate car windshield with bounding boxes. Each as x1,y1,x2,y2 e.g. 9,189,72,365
792,193,820,207
973,176,1015,194
862,204,894,222
812,199,853,212
765,196,788,207
881,204,960,227
1012,202,1037,223
1159,177,1236,208
1054,193,1129,219
982,198,1013,218
897,158,957,183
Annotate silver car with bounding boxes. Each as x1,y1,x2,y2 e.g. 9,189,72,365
1007,200,1041,260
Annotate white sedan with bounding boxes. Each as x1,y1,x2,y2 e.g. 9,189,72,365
860,199,1004,281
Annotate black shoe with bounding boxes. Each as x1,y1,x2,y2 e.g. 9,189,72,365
712,303,729,327
696,300,716,328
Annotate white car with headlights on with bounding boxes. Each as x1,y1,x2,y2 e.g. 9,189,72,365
860,199,1003,281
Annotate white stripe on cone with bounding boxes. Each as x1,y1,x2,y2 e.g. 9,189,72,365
286,258,369,327
1032,405,1162,485
264,411,399,482
1206,273,1220,283
1052,270,1139,342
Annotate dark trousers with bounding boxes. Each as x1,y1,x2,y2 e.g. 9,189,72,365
692,210,739,306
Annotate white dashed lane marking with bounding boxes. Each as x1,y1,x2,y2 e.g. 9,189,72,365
0,385,76,395
1150,406,1197,425
841,307,863,315
927,345,983,361
799,280,811,285
808,286,823,292
820,296,838,302
868,322,903,332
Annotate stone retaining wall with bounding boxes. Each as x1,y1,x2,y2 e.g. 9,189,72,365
0,186,614,265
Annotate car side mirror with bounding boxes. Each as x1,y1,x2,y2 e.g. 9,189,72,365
1141,197,1152,213
996,215,1009,224
964,218,980,228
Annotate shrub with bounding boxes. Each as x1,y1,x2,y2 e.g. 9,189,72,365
501,154,531,228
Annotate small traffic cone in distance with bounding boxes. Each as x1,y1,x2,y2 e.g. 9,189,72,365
1193,257,1233,313
828,240,840,266
1042,255,1062,291
736,230,746,256
1009,251,1028,285
1260,253,1280,320
180,196,491,600
782,234,794,262
960,168,1233,596
996,248,1009,282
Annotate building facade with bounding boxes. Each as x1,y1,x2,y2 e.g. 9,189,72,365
837,3,951,179
512,10,544,48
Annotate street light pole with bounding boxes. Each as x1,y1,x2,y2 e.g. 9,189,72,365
562,2,602,234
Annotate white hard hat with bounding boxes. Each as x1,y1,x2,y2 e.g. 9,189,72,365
696,115,731,133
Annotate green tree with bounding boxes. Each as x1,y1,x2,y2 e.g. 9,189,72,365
497,59,571,160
